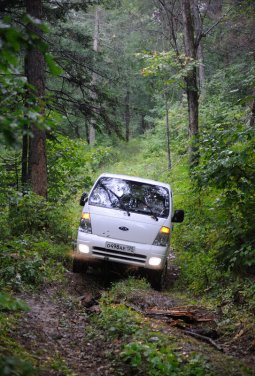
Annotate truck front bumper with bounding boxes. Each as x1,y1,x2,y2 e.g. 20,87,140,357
75,231,169,271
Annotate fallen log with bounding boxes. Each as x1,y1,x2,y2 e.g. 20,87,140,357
183,330,223,352
125,303,223,351
126,304,215,324
144,308,215,324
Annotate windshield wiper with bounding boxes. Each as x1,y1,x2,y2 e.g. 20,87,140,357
122,193,158,221
99,182,130,216
139,198,158,221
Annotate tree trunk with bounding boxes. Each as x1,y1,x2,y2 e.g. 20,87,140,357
25,0,47,198
165,99,171,170
250,95,255,127
89,6,100,145
85,123,90,144
74,123,80,138
141,114,145,132
197,43,205,90
21,127,29,189
208,0,223,17
191,0,205,90
125,90,130,142
181,0,200,167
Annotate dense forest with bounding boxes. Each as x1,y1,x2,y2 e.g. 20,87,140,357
0,0,255,374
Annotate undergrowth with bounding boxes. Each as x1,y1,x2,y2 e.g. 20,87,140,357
0,302,36,376
0,236,70,291
88,278,211,376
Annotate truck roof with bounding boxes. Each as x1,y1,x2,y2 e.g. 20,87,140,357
98,173,171,190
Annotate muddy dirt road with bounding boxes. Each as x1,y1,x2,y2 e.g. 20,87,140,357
14,267,255,375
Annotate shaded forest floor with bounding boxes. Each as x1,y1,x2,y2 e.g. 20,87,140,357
12,264,255,375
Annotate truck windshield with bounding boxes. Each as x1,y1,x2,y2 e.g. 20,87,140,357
89,177,169,218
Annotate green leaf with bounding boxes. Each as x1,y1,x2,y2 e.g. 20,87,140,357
0,292,30,312
45,53,63,76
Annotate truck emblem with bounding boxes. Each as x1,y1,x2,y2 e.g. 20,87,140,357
119,226,129,231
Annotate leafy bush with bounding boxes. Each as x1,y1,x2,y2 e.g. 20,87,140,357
0,207,10,240
6,191,78,242
176,249,223,294
121,342,207,376
91,280,210,376
0,292,29,312
194,108,255,272
168,84,255,294
0,18,40,145
47,135,116,201
106,277,150,302
0,355,35,376
0,237,68,291
93,303,141,339
0,299,35,376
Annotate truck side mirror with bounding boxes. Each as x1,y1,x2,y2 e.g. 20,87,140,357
80,192,88,206
172,210,184,223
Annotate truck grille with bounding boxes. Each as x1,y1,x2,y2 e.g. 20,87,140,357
92,246,146,264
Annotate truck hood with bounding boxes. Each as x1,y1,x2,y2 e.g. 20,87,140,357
89,205,168,244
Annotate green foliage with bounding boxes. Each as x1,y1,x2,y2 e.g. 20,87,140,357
194,103,255,272
0,293,29,312
205,63,255,105
47,135,115,201
0,311,35,376
138,50,198,90
94,279,148,339
0,237,68,291
91,279,210,376
0,149,21,199
121,342,207,376
216,278,255,312
94,303,141,338
0,140,99,242
0,356,35,376
107,277,150,302
0,16,60,145
45,53,63,76
177,250,221,293
46,355,76,376
0,19,30,144
7,191,73,241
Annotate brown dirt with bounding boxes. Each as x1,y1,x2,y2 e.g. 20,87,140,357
13,266,255,376
14,271,114,375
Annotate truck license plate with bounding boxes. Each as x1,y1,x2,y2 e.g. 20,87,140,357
105,242,135,253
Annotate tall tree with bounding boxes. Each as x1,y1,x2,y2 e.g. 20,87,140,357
181,0,199,166
152,0,230,166
24,0,48,197
89,6,100,145
124,89,130,142
191,0,205,89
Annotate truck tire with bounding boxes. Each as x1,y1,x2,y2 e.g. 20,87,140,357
72,258,88,273
148,261,167,291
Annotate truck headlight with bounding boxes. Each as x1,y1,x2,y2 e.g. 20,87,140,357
153,226,170,246
79,212,92,233
78,244,90,254
148,257,162,266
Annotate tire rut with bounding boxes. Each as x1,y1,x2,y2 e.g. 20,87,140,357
15,272,115,375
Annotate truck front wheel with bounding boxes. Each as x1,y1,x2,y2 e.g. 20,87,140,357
72,258,88,274
148,261,167,291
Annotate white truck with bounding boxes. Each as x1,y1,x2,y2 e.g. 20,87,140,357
73,173,184,290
